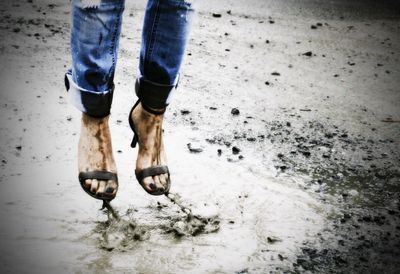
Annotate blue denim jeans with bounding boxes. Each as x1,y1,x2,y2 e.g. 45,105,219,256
65,0,194,117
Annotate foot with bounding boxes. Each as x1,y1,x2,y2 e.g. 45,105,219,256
130,103,170,194
78,113,118,200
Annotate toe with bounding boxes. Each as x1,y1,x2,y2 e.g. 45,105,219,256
142,177,157,193
97,180,106,196
159,174,167,189
90,179,99,193
84,179,92,189
105,180,118,195
153,175,164,191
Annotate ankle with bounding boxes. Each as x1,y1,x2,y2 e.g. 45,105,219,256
140,102,166,116
82,113,110,124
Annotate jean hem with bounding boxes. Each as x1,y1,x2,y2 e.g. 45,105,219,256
135,75,179,109
64,70,114,118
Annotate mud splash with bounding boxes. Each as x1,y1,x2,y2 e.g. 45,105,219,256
92,193,220,252
162,192,220,237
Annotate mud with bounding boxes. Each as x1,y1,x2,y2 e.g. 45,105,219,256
0,0,400,273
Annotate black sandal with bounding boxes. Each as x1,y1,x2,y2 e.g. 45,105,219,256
128,99,171,196
78,171,118,201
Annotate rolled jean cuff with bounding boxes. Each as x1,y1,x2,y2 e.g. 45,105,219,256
135,75,179,109
64,70,114,118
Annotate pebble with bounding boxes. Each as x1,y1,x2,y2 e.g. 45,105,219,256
231,108,240,115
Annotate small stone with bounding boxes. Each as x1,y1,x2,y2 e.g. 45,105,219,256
267,236,280,243
187,143,203,153
231,108,240,115
180,109,190,115
299,150,311,157
212,13,222,18
232,146,240,154
303,51,313,57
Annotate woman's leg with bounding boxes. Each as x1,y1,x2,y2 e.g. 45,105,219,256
131,0,194,193
65,0,125,199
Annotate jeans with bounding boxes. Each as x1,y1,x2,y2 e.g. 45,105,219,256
65,0,194,117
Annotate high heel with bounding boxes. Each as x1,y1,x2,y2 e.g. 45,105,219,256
128,99,141,148
131,132,138,148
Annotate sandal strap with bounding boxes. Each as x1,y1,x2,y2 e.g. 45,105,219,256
140,102,166,115
135,165,169,181
79,171,118,183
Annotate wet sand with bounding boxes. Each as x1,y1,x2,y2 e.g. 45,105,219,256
0,0,399,273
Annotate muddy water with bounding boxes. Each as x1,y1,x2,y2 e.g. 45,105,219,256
0,123,329,273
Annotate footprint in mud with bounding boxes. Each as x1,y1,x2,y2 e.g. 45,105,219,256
92,193,221,251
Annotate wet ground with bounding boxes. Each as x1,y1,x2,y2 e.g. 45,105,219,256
0,0,399,273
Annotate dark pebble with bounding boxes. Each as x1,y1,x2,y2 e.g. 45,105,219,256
231,108,240,115
187,143,203,153
232,146,240,154
180,109,190,115
299,150,311,157
303,51,313,57
212,13,221,18
267,237,279,243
